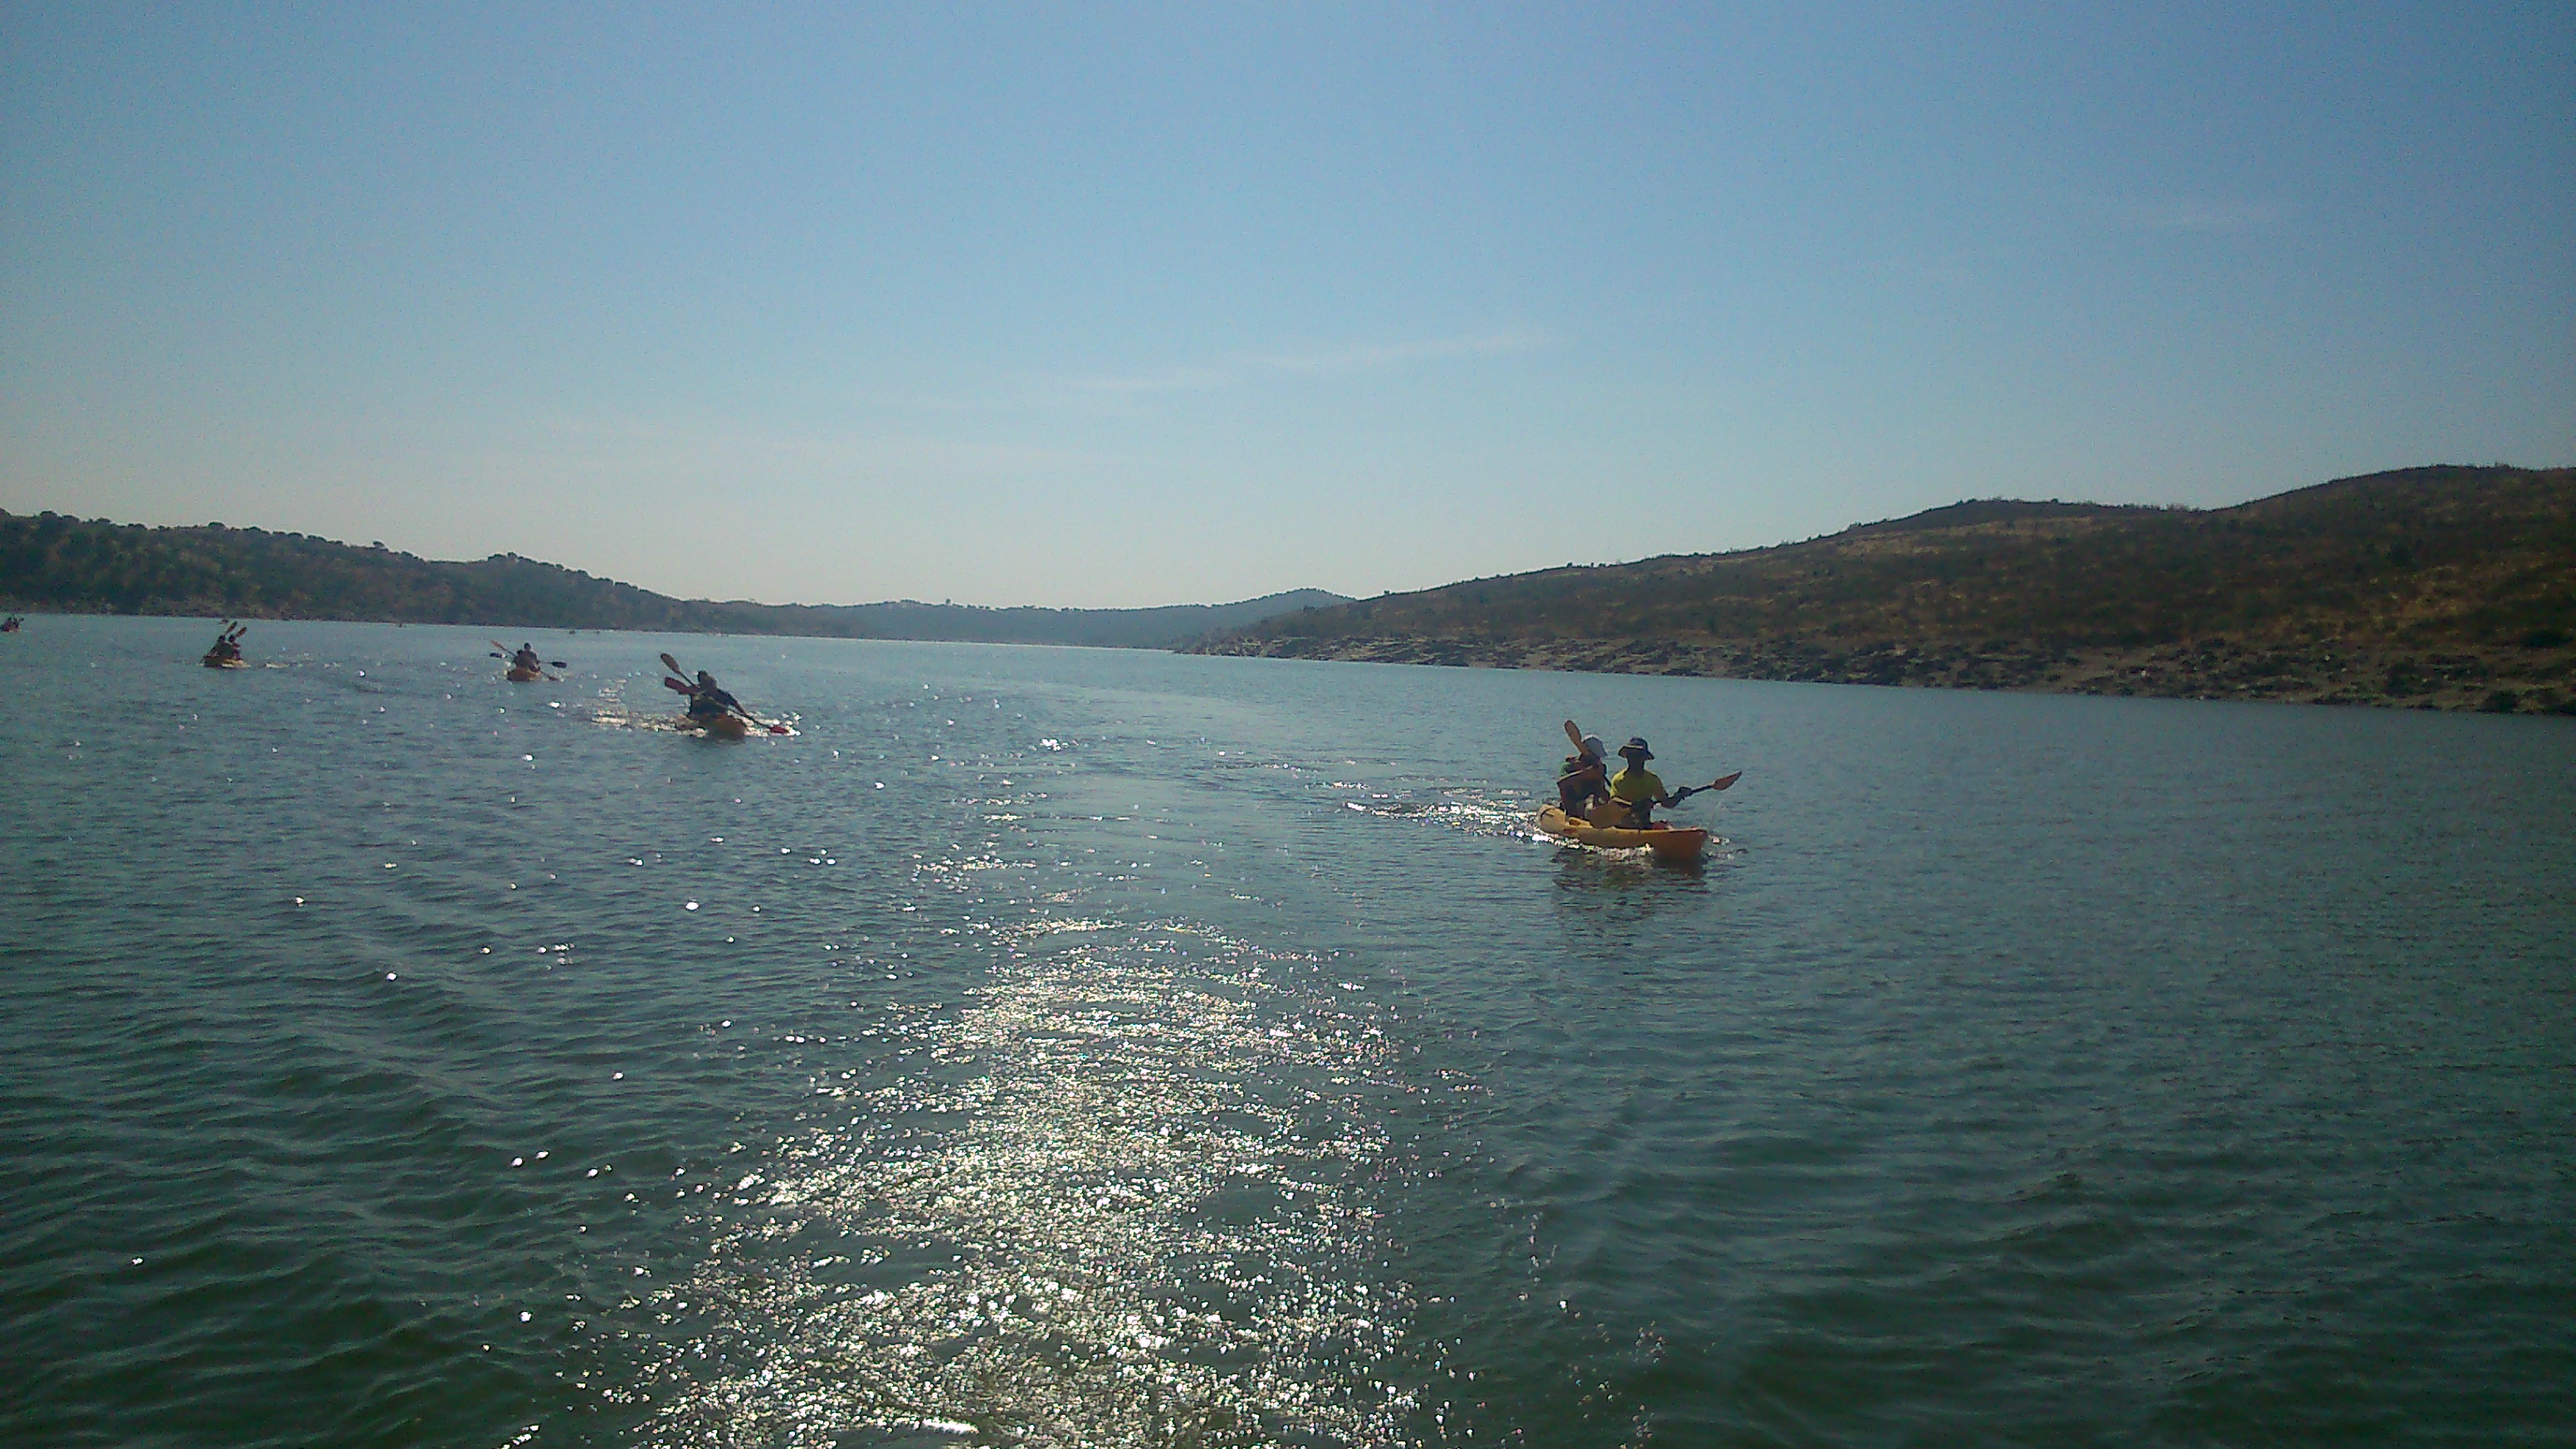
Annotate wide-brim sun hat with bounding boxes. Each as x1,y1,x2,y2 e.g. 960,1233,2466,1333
1621,737,1652,759
1580,735,1606,760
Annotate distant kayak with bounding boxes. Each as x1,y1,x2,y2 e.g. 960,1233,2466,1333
505,666,542,682
1535,804,1708,861
203,620,248,667
693,713,749,739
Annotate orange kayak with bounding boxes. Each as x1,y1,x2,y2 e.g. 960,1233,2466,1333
693,713,749,739
505,666,541,682
1535,804,1708,861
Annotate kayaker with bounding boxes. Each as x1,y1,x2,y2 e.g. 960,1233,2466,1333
1607,737,1680,826
685,670,744,724
511,642,542,674
1556,734,1612,815
207,622,244,661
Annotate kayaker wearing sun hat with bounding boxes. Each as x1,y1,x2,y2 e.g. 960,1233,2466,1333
1556,734,1612,815
1607,738,1676,825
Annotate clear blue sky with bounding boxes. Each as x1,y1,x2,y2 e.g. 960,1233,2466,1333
4,2,2569,607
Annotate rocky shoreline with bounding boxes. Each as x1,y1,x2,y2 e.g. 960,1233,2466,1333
1193,633,2576,715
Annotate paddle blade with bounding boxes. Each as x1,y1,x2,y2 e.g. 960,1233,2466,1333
1708,771,1742,792
659,652,685,677
662,676,692,693
1563,720,1586,752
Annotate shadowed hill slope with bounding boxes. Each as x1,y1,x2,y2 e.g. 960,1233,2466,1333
1198,466,2576,713
0,513,1344,649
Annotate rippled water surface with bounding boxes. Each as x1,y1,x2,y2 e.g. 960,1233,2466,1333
2,617,2569,1447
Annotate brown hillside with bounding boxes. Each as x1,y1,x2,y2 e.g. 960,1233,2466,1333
1198,466,2576,713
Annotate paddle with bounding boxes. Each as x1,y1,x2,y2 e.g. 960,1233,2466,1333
489,650,560,681
490,640,566,675
1552,718,1617,821
1594,771,1739,829
1665,770,1743,807
660,652,788,734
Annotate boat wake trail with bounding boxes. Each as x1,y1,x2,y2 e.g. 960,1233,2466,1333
1339,788,1547,846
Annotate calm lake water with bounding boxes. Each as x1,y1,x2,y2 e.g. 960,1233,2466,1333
2,616,2569,1448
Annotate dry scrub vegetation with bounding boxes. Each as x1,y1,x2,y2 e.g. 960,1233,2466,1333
1200,466,2576,714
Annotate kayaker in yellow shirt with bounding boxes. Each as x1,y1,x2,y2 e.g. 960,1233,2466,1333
1606,738,1667,822
1607,738,1681,826
1606,736,1747,826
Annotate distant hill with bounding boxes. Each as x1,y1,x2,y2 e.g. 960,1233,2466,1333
1197,466,2576,714
781,591,1351,648
0,512,1345,649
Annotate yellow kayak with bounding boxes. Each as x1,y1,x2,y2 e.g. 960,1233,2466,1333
1535,804,1709,861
